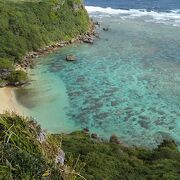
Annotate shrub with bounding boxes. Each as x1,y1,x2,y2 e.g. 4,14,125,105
60,132,180,179
7,70,27,83
0,58,14,70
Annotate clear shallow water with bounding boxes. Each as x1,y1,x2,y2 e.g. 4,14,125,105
15,12,180,148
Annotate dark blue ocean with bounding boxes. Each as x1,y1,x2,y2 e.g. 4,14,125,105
15,0,180,148
85,0,180,11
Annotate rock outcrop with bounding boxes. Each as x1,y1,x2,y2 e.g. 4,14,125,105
109,135,123,144
103,27,109,31
18,20,99,68
66,55,76,61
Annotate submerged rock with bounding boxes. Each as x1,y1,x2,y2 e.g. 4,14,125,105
111,101,118,106
138,120,149,129
95,112,109,119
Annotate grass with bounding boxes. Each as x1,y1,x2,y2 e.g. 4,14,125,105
0,112,83,179
0,113,180,179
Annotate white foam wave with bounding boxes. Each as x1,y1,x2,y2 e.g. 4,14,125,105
85,6,180,26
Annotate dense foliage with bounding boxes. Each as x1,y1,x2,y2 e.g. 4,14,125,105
60,132,180,180
0,0,90,85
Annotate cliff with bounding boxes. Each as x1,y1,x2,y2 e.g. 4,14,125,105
0,0,90,87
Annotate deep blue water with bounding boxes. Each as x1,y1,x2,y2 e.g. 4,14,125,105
85,0,180,11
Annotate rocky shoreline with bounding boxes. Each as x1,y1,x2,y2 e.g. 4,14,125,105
82,128,126,146
0,20,100,88
16,20,99,70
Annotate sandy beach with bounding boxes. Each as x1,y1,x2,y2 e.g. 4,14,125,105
0,87,23,115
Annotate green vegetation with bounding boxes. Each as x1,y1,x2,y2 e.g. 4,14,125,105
0,0,90,86
0,113,83,179
1,113,179,179
0,57,27,86
60,132,180,180
7,70,28,85
0,58,13,70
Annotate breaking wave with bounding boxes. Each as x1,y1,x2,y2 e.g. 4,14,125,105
85,6,180,26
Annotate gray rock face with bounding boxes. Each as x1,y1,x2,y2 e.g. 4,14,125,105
55,149,65,165
37,130,47,143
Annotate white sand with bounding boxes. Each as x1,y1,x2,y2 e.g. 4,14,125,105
0,87,23,115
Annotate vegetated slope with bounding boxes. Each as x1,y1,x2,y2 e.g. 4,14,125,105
60,132,180,180
0,0,90,86
0,113,180,179
0,112,83,179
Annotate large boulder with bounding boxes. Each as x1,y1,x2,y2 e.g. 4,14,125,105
91,133,98,139
70,38,76,44
83,38,94,44
109,135,123,144
103,27,109,31
66,55,76,61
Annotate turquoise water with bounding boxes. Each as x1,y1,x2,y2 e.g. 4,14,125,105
15,17,180,148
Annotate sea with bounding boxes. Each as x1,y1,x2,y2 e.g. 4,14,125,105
15,0,180,148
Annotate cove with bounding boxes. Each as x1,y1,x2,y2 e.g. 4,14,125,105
15,17,180,148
